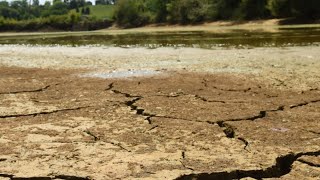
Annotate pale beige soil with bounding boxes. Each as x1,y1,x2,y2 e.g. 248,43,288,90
0,45,319,179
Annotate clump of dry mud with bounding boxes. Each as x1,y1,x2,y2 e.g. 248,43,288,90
0,46,319,179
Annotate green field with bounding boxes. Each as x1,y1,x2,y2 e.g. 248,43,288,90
87,5,115,20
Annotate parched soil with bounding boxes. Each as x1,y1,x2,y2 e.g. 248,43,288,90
0,46,319,179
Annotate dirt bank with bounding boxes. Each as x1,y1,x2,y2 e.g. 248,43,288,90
0,45,319,179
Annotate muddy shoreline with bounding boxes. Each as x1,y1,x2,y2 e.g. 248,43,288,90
0,45,319,179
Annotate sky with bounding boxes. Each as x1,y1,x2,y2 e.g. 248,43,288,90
2,0,96,5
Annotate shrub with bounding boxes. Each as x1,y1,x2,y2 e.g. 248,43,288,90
235,0,269,20
114,0,149,28
267,0,291,17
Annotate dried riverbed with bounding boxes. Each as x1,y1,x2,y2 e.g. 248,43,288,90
0,45,319,179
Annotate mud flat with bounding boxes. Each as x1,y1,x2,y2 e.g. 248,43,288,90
0,45,319,179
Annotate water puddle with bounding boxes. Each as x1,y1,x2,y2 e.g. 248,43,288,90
1,26,320,49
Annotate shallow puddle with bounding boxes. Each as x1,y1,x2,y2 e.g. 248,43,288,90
1,26,320,48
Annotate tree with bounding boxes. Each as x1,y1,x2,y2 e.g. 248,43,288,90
33,0,39,6
0,6,20,19
267,0,291,17
236,0,268,19
151,0,169,22
49,0,68,16
69,0,78,9
290,0,320,19
114,0,148,27
96,0,116,5
0,1,9,7
213,0,241,19
85,7,90,14
167,0,211,24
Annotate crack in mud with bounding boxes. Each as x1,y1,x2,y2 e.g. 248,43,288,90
180,161,195,171
83,129,130,152
153,92,186,98
237,137,249,151
116,91,198,124
180,151,195,171
107,83,155,124
84,130,100,141
108,84,319,157
297,158,320,167
289,99,320,109
112,90,141,98
305,130,320,135
214,106,285,124
202,78,252,92
195,95,227,104
105,82,114,91
146,125,159,132
213,86,252,92
301,87,319,94
108,85,200,124
217,121,249,151
54,175,90,180
0,85,51,95
0,174,90,180
201,79,208,88
175,150,320,180
106,140,131,152
210,98,319,125
0,174,12,178
0,106,90,119
124,97,154,124
217,121,235,138
273,78,286,87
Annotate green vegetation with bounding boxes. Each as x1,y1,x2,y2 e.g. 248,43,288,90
0,0,113,31
0,0,319,31
114,0,320,28
86,5,114,20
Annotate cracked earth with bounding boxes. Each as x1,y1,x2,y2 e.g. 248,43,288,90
0,46,319,179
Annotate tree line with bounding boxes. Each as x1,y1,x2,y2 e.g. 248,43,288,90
1,0,320,31
0,0,92,20
0,0,111,31
114,0,320,28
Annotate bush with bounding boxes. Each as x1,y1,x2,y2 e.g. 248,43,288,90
267,0,291,17
114,0,149,28
267,0,320,19
167,0,211,24
235,0,269,20
0,12,111,32
291,0,320,19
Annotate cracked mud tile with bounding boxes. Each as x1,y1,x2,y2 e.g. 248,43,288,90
107,74,205,97
148,117,263,173
130,95,277,123
225,109,320,153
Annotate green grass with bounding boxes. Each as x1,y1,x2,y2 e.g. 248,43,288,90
87,5,115,20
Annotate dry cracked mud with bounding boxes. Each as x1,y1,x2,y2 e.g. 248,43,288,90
0,46,319,179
